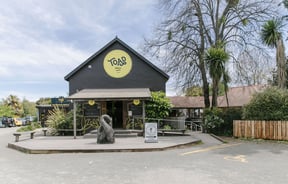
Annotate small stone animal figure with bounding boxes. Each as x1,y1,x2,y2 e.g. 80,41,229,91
97,114,115,144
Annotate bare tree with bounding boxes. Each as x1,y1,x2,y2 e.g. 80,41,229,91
233,48,274,85
145,0,278,108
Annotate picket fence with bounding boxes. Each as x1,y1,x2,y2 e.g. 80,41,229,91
233,120,288,140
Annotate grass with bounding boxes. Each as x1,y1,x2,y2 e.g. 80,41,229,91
17,122,42,132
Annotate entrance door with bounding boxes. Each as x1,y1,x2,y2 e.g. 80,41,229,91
106,101,123,128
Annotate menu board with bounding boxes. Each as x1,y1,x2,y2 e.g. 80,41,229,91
128,103,143,116
84,104,100,117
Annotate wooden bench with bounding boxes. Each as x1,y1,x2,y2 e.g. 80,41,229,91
158,129,186,136
13,131,36,142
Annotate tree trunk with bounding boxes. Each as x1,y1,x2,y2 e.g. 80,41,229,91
211,79,218,108
203,78,210,108
276,39,286,89
199,57,210,108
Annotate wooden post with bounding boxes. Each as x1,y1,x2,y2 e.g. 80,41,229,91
142,100,145,137
73,101,77,139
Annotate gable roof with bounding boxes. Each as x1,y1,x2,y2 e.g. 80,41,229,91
217,85,267,107
169,96,205,109
64,37,169,81
169,85,268,109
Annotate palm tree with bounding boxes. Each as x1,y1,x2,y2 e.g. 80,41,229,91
260,18,286,89
4,95,22,116
205,47,230,108
283,0,288,9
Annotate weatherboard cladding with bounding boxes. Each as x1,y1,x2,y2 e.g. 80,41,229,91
67,88,151,100
65,37,169,95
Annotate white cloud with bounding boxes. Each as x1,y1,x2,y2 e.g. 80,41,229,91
0,39,89,81
31,5,65,29
0,0,162,101
0,66,11,77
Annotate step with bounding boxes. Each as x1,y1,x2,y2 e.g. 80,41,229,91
83,133,138,139
83,129,142,139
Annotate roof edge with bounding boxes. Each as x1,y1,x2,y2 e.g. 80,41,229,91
64,37,169,81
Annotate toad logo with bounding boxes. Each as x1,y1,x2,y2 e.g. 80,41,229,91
103,50,132,78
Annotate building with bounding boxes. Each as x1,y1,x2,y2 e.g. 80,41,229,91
168,85,267,119
64,37,169,134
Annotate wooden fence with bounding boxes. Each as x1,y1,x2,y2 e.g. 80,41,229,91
233,120,288,140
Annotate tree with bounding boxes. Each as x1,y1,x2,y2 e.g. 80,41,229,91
145,0,276,108
0,103,14,117
145,91,172,119
36,97,51,105
3,95,23,116
185,85,203,96
233,49,273,85
22,98,37,117
205,47,230,107
185,83,228,97
260,18,286,88
283,0,288,9
243,87,288,120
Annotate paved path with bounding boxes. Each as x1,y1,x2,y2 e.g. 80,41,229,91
191,132,223,146
2,127,288,184
7,130,218,154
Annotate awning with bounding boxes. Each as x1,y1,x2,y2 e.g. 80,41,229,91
67,88,151,101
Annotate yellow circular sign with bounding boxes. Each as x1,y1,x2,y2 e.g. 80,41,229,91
88,100,95,106
133,99,140,105
103,49,132,78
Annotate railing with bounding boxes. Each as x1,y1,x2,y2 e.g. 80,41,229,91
144,118,202,132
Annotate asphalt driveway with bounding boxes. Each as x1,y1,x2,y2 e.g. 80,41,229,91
1,127,287,184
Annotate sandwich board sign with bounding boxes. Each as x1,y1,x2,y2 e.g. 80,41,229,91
144,123,158,143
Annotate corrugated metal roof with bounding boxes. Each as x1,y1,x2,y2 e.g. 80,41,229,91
67,88,151,100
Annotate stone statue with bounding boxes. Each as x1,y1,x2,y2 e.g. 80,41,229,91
97,114,115,144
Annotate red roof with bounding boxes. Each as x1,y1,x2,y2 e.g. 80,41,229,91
169,96,205,108
168,85,267,108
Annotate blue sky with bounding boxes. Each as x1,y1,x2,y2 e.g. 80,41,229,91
0,0,170,102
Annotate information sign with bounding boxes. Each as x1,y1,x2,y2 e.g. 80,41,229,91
144,123,158,143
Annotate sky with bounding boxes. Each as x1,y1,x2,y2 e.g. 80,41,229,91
0,0,168,102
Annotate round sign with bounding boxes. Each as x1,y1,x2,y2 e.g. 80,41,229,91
88,100,95,106
145,124,157,136
133,99,140,105
103,49,132,78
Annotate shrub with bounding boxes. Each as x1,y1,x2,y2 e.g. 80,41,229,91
217,108,242,136
202,108,224,133
46,106,71,135
243,87,288,120
163,124,172,130
145,91,172,119
82,117,100,134
125,117,144,130
17,122,41,132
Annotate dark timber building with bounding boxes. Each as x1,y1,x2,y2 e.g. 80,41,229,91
64,37,169,132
